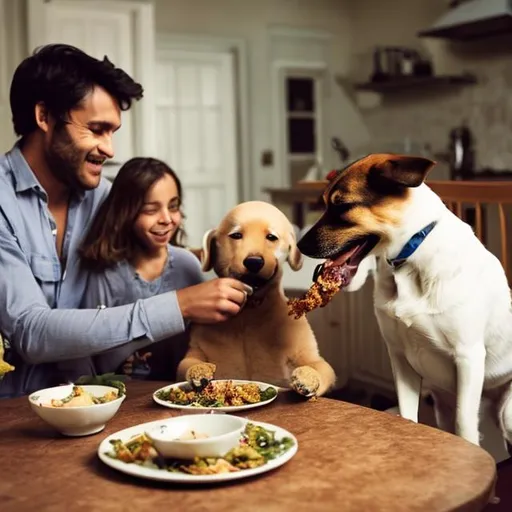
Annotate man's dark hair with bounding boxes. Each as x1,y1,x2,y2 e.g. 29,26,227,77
10,44,144,137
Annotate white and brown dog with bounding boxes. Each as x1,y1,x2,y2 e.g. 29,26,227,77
177,201,336,397
297,154,512,448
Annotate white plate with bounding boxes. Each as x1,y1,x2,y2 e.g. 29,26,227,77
152,380,279,412
97,419,298,484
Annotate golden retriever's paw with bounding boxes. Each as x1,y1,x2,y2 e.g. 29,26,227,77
185,363,216,389
290,366,320,398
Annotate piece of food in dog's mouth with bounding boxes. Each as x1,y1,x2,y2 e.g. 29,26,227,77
287,239,373,319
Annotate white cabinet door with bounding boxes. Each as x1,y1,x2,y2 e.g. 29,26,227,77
155,50,239,247
27,0,155,166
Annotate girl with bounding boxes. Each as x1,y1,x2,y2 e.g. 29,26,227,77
60,157,204,381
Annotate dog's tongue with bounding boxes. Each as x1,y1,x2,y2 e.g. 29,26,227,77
318,244,362,289
327,245,360,268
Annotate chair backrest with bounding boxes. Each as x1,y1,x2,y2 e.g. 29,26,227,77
427,180,512,286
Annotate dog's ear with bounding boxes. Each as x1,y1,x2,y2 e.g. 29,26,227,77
201,228,217,271
373,155,436,188
287,230,303,271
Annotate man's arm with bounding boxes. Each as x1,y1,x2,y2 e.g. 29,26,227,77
0,223,185,365
0,220,251,365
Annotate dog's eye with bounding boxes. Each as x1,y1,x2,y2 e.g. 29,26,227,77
332,201,357,213
229,232,243,240
266,234,278,242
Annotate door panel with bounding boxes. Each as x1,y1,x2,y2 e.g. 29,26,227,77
155,50,238,247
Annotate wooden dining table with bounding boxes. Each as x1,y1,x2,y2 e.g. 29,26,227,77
0,380,497,512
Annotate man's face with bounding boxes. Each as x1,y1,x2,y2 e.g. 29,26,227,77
45,86,121,191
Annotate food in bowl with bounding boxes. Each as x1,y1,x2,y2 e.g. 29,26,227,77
177,430,209,440
155,380,277,408
48,385,118,408
144,414,245,459
107,421,294,475
28,384,125,437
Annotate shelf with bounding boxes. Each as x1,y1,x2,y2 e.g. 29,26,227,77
354,74,477,93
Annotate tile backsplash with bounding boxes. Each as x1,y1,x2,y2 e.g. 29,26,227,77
357,44,512,173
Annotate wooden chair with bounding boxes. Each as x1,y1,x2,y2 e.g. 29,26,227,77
427,181,512,286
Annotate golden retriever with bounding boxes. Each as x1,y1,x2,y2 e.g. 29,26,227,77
177,201,336,397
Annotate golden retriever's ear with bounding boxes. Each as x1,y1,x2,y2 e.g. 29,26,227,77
287,231,303,271
201,229,217,271
373,155,436,188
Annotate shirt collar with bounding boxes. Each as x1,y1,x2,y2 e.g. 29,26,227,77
8,142,86,202
8,143,43,194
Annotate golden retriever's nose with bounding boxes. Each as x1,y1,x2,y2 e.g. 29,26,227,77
243,256,265,274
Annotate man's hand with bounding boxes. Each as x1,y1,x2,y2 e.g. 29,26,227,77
176,278,252,323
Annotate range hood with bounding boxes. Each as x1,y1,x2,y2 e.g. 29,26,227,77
418,0,512,40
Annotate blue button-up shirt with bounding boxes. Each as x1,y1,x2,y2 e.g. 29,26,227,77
0,145,185,397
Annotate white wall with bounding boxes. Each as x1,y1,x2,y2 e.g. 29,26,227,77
152,0,356,199
1,0,365,198
0,0,26,152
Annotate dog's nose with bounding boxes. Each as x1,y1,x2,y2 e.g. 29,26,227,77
243,256,265,274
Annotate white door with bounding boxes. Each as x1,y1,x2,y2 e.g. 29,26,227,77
26,0,156,165
155,50,239,247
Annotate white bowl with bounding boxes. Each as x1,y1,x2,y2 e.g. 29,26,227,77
145,414,246,460
28,384,125,437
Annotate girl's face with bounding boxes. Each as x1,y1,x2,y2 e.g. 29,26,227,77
133,173,182,254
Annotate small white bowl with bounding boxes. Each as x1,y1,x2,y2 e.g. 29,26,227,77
28,384,125,437
145,414,246,460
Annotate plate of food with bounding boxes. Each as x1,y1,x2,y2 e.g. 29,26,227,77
97,417,297,484
153,379,279,412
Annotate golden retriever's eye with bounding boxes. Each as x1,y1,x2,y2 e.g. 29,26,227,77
229,232,242,240
266,234,278,242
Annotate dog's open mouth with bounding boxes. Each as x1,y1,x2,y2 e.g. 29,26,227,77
238,274,269,289
315,235,379,288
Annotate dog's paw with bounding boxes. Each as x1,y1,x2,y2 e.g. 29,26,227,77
290,366,320,398
185,363,216,389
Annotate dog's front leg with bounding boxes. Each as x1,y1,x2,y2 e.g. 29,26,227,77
388,348,422,423
290,358,336,397
176,345,215,387
454,346,485,445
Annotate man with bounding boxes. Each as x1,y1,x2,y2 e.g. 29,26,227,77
0,44,249,398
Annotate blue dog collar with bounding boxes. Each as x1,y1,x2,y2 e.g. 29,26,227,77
387,221,437,269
